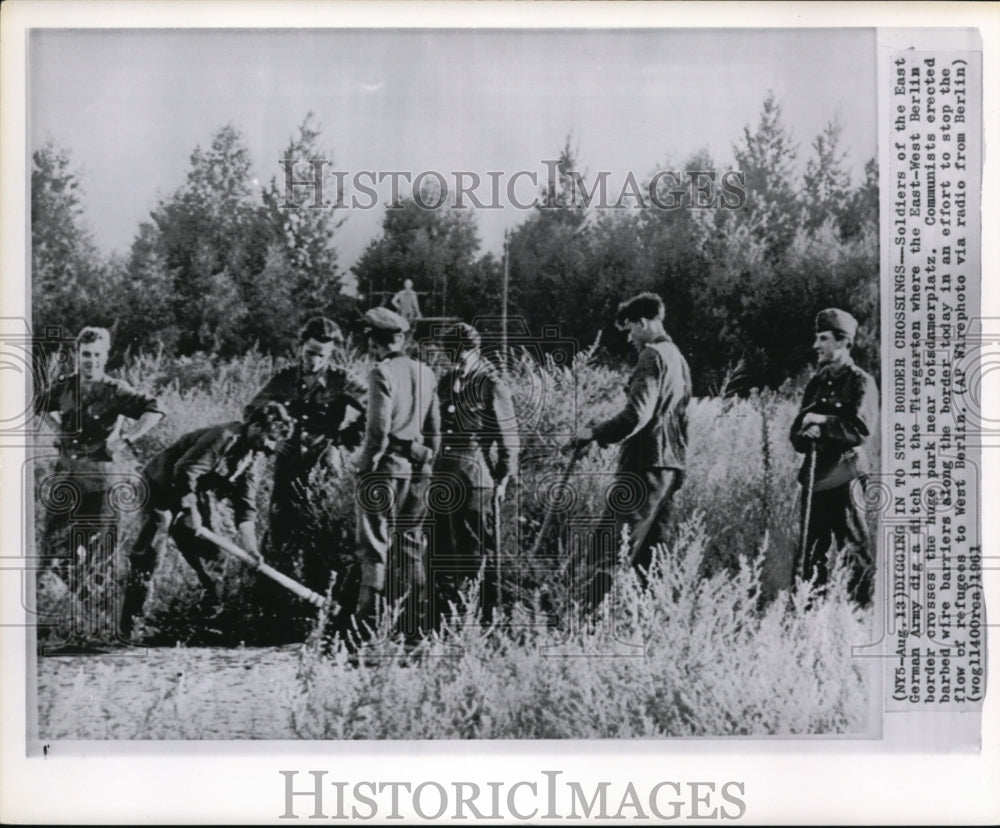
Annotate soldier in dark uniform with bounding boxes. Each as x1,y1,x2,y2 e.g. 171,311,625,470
431,322,519,623
119,402,294,637
351,307,440,643
36,326,164,594
244,317,365,563
570,293,691,610
790,308,879,606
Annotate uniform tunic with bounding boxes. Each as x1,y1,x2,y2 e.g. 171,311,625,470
356,352,440,600
121,422,265,633
36,372,162,591
789,357,879,604
583,334,691,608
431,354,519,620
37,372,162,497
244,364,365,555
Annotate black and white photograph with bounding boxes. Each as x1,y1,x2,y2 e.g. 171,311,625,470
1,1,996,824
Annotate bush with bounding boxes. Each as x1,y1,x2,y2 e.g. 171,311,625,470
35,346,875,736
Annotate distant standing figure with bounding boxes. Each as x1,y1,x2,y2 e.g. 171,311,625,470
569,293,691,610
36,326,164,593
790,308,879,606
391,279,422,323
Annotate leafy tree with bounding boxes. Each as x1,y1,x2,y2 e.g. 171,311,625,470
732,92,801,260
838,157,879,241
803,119,851,232
352,193,481,318
30,142,107,337
262,113,347,324
124,124,273,356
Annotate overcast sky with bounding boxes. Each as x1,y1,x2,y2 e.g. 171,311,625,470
30,28,876,287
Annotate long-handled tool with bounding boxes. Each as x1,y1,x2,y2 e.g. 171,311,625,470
195,526,326,608
797,444,817,582
492,487,504,606
529,444,585,558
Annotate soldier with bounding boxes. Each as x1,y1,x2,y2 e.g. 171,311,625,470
391,278,422,324
790,308,878,607
244,317,365,562
352,307,440,642
36,326,164,592
431,323,519,623
119,401,294,638
569,293,691,609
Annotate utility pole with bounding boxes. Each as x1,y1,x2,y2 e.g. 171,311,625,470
501,229,510,372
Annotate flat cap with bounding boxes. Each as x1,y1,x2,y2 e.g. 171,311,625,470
362,306,410,335
815,308,858,340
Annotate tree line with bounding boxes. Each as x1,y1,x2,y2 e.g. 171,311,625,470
32,94,879,394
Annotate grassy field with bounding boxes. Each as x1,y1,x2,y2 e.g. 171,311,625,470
33,345,875,738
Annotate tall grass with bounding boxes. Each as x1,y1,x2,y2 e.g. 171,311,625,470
34,345,875,736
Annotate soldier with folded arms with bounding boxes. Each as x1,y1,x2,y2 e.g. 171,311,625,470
119,401,293,638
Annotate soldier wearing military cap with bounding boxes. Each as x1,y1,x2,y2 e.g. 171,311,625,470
569,293,691,610
430,322,519,624
119,401,294,638
244,317,366,566
36,326,165,594
350,306,440,642
790,308,879,606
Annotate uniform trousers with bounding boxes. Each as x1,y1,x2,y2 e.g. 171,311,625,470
120,483,223,635
579,468,681,611
798,477,873,606
40,455,127,601
429,459,499,625
350,452,431,642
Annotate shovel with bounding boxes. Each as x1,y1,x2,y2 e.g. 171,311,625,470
195,526,327,609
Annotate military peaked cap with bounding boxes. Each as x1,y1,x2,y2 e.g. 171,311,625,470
815,308,859,341
441,321,481,349
362,306,410,335
299,316,343,344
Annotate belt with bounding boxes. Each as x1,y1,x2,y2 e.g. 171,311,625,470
387,435,413,455
59,445,112,463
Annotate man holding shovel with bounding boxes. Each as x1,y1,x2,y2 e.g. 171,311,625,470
119,401,294,638
430,322,518,625
790,308,879,607
568,293,691,610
